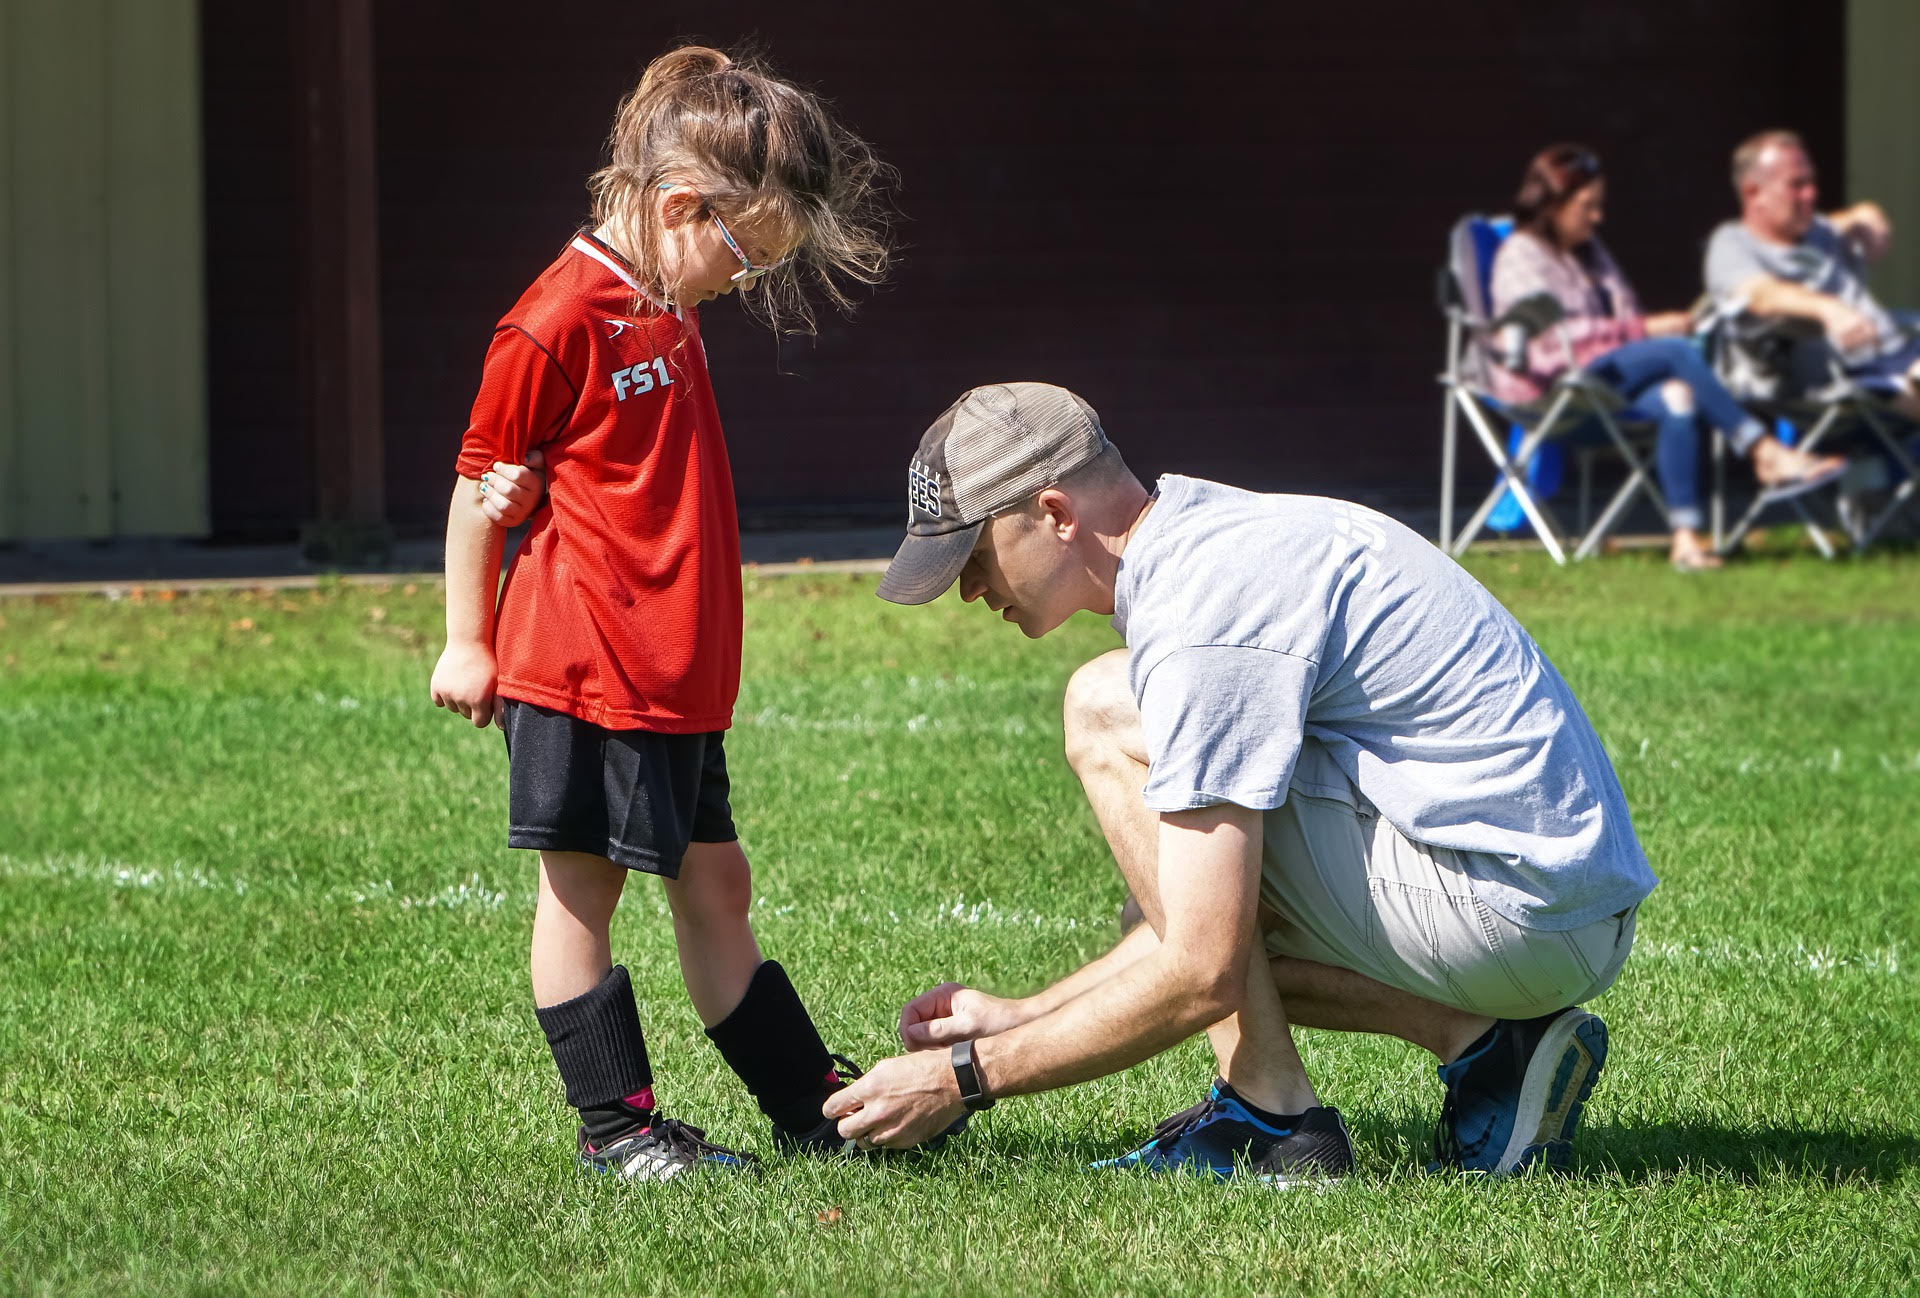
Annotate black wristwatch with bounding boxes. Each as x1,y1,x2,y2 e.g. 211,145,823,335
951,1039,995,1111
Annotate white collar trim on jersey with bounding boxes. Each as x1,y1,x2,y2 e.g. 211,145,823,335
568,236,681,318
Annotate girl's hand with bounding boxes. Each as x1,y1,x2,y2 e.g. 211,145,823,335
430,640,501,728
478,448,547,528
897,983,1026,1050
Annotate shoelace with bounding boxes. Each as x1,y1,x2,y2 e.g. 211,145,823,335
1432,1089,1464,1164
650,1116,762,1170
827,1053,866,1086
1149,1095,1220,1149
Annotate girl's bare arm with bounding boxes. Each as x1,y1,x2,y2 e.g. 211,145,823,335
429,477,507,727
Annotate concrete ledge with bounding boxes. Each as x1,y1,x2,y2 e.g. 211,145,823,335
0,556,893,599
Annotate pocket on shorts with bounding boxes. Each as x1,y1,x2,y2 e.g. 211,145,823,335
1363,879,1496,1015
1480,906,1615,1018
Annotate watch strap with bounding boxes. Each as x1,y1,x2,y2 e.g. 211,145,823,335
951,1038,995,1111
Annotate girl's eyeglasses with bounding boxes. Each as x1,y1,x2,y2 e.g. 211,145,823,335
709,210,784,284
656,182,785,284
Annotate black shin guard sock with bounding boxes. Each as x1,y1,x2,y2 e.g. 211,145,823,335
535,965,656,1146
705,960,836,1135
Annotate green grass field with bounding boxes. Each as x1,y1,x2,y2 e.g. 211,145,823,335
3,551,1918,1296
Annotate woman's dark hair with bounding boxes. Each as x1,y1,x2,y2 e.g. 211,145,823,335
1513,143,1604,240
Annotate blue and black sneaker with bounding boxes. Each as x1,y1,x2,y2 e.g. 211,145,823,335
1431,1006,1608,1176
578,1116,760,1181
1091,1079,1353,1186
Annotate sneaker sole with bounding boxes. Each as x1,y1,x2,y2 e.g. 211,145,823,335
1252,1170,1349,1191
1492,1009,1607,1176
579,1152,756,1181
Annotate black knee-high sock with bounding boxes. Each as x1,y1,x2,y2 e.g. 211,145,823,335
535,965,656,1147
704,960,839,1135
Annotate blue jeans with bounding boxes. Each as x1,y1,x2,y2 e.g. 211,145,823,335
1585,337,1766,531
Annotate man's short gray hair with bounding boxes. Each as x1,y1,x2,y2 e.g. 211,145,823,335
1009,441,1138,518
1055,441,1136,495
1732,129,1806,193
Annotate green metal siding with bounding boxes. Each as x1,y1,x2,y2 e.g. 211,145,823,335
1,0,206,542
1849,0,1920,311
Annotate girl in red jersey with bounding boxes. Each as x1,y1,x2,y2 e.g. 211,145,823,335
430,46,891,1179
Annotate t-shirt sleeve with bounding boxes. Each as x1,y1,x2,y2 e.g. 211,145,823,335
453,325,580,479
1704,226,1769,306
1488,238,1532,320
1136,645,1316,813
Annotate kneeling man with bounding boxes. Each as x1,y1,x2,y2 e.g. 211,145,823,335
827,383,1655,1180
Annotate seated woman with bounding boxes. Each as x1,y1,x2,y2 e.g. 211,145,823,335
1489,144,1844,569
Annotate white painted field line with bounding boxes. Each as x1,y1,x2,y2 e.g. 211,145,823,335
0,853,517,913
4,853,1907,977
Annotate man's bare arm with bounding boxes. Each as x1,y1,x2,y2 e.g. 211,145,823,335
1021,920,1160,1017
830,804,1263,1146
1738,275,1879,353
897,920,1162,1048
969,805,1258,1093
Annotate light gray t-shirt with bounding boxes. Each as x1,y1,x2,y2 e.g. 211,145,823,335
1112,475,1655,932
1704,216,1897,391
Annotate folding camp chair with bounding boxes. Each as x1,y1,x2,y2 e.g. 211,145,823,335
1438,215,1667,563
1706,312,1920,557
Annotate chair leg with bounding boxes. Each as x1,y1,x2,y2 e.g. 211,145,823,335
1844,400,1920,551
1711,429,1727,552
1856,475,1919,550
1451,394,1572,562
1578,450,1594,537
1791,498,1837,559
1717,404,1846,556
1441,385,1460,551
1571,408,1667,561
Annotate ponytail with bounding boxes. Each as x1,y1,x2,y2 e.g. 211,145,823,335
588,44,893,334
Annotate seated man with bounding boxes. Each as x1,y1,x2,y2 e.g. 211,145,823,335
825,382,1655,1181
1705,129,1920,418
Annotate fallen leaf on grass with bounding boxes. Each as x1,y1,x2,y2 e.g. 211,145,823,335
816,1207,844,1226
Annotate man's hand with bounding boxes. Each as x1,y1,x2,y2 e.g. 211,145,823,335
898,983,1027,1050
1835,202,1892,261
478,448,547,528
1822,299,1881,355
822,1049,967,1150
430,639,500,728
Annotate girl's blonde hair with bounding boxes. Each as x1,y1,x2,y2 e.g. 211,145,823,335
589,45,892,334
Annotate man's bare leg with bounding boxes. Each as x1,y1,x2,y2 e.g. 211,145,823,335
1066,650,1315,1114
1068,650,1496,1071
1271,956,1493,1064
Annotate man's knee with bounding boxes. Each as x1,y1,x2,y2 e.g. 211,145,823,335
1062,649,1142,773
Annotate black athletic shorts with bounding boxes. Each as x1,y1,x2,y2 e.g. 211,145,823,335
500,700,737,877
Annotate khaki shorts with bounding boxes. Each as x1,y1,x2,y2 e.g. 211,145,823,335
1260,742,1637,1020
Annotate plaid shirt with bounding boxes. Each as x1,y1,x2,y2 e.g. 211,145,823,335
1488,230,1645,404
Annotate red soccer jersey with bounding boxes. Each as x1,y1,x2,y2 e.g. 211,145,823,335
455,234,742,732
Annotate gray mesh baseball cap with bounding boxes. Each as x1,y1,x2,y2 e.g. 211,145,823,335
876,382,1111,605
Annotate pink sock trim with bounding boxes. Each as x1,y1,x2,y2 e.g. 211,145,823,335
624,1087,655,1112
